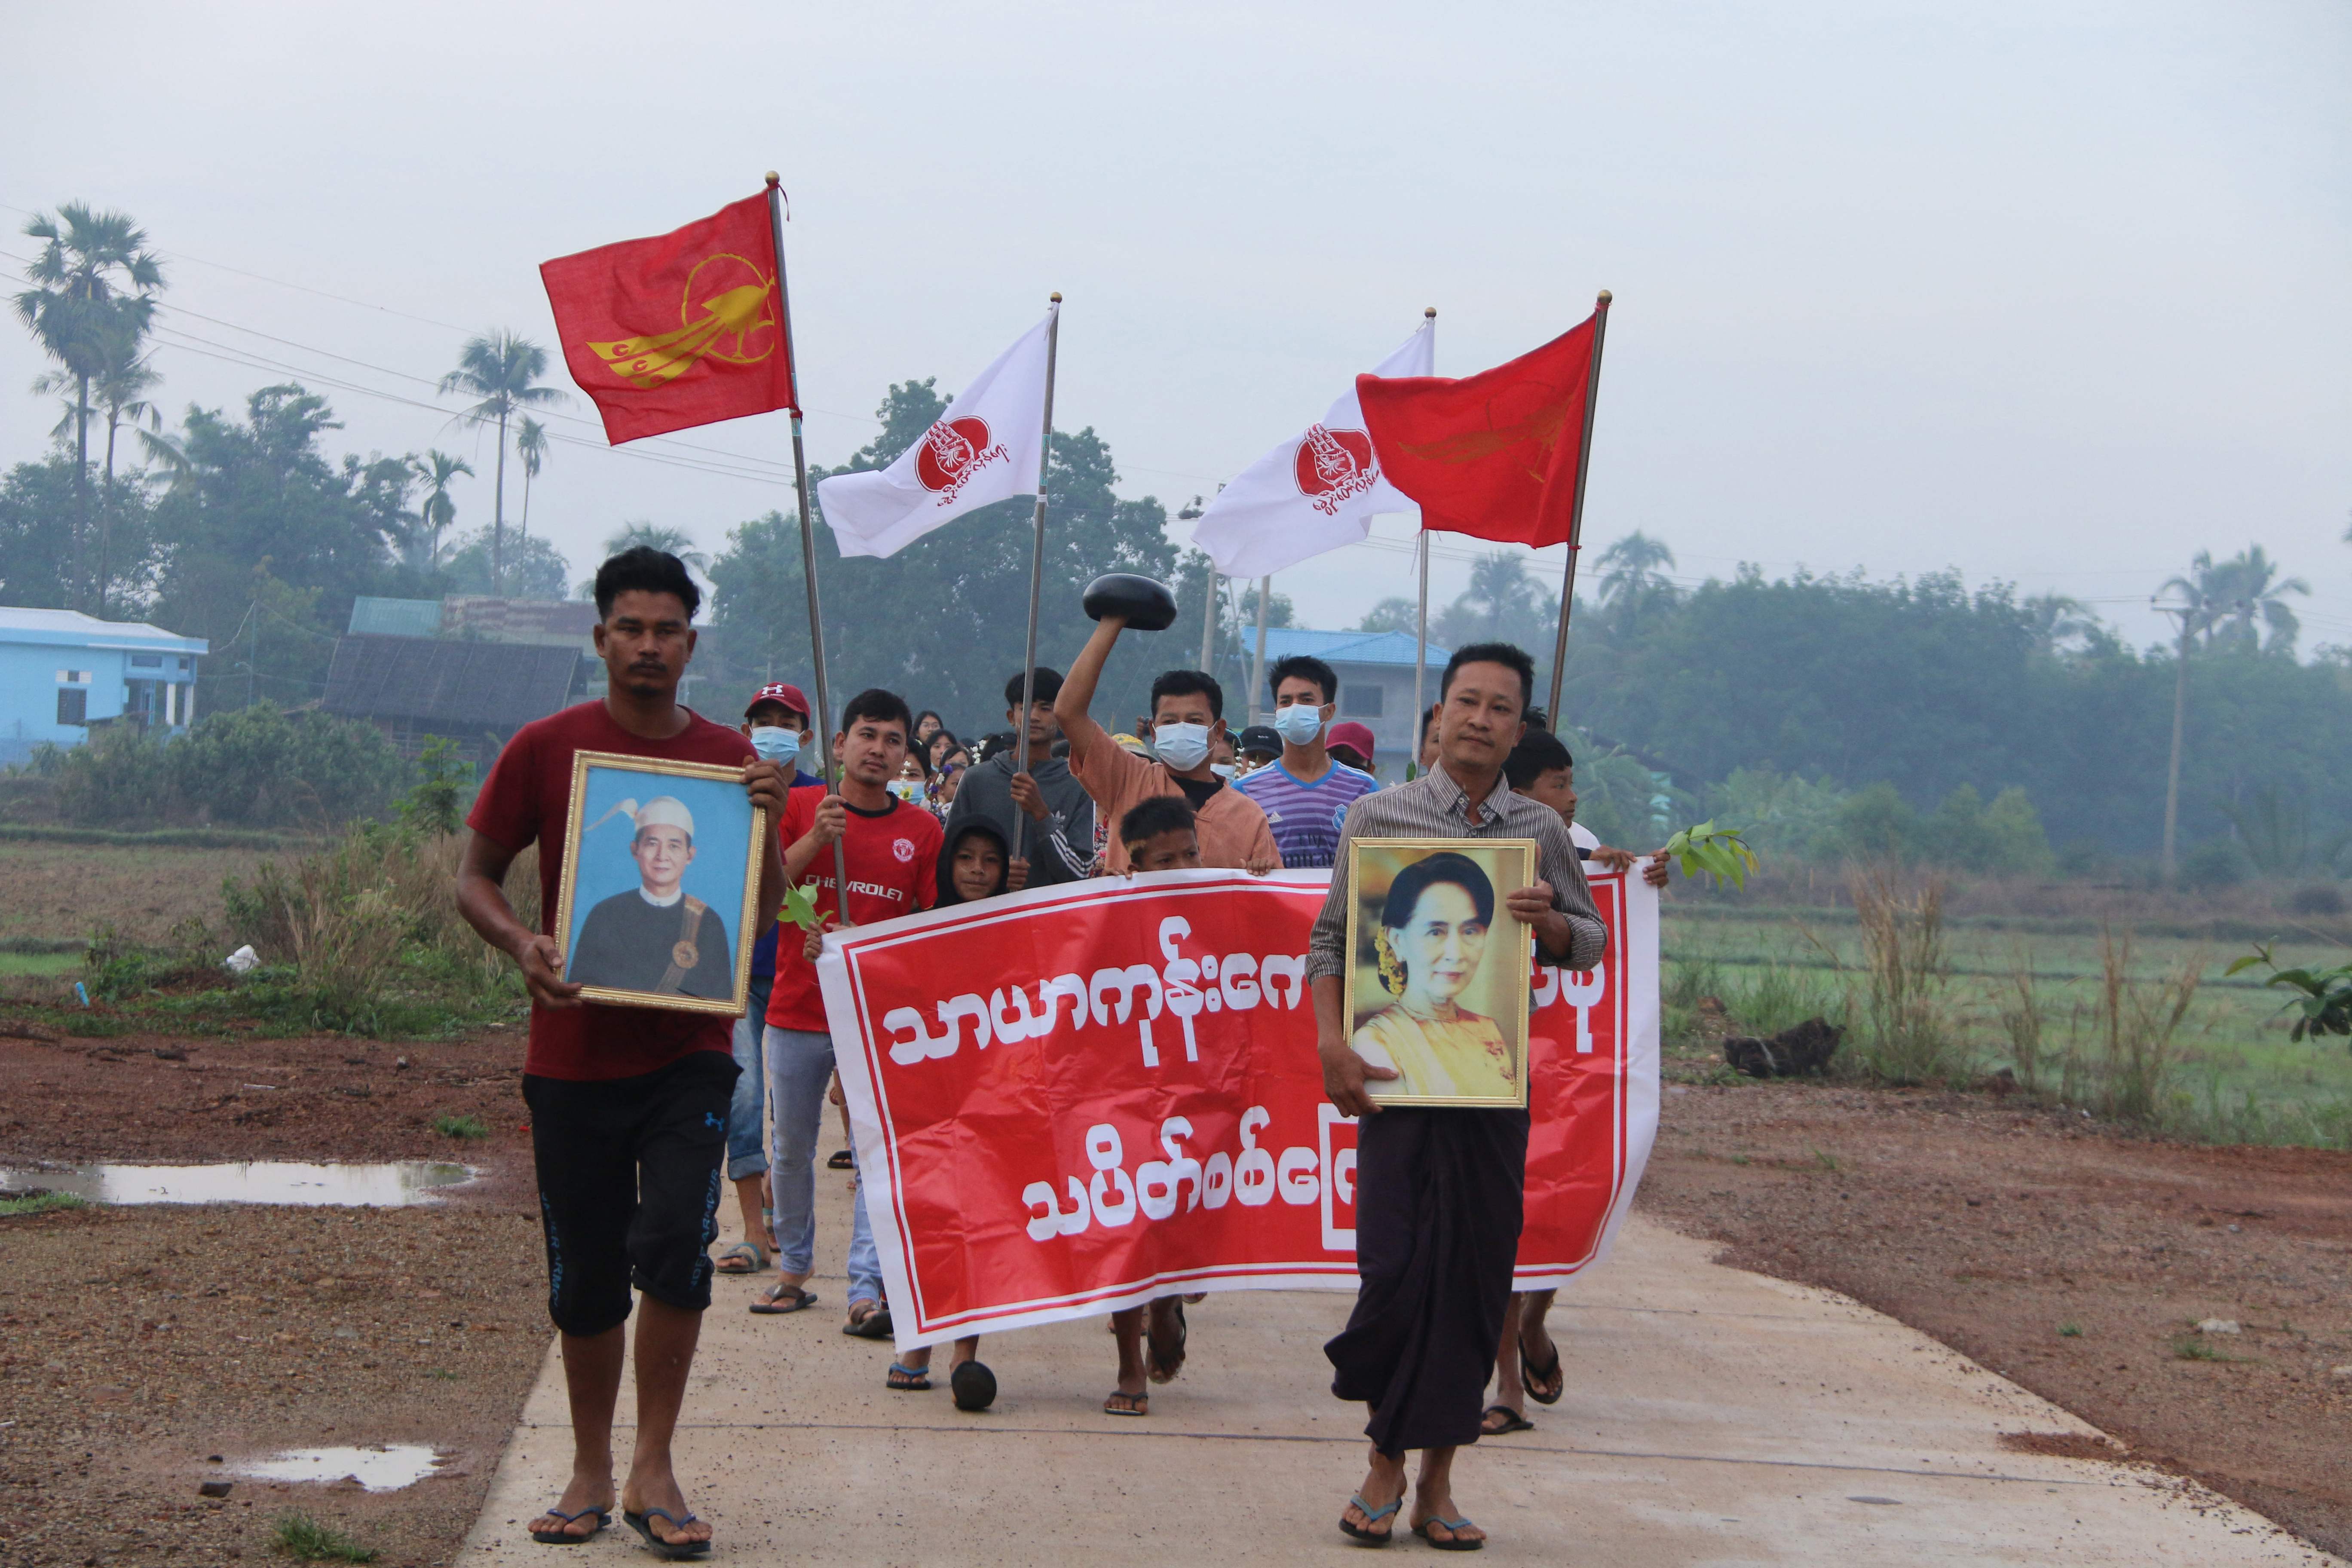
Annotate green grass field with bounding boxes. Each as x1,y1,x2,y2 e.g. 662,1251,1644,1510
1663,906,2352,1148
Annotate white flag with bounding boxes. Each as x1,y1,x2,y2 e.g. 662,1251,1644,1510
1189,321,1434,578
816,309,1055,560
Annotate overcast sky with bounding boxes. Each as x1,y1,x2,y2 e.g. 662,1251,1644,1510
7,1,2349,651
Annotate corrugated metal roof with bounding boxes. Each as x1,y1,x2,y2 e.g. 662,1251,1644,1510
348,597,444,637
1257,627,1452,668
0,606,208,654
322,635,581,731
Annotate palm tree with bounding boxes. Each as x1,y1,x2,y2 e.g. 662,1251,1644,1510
604,521,707,575
2021,592,2098,653
12,203,165,610
2199,545,2307,654
410,450,475,570
1461,552,1540,638
515,416,549,542
1595,530,1675,605
439,332,566,593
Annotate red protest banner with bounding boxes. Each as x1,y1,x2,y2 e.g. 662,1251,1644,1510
819,867,1658,1351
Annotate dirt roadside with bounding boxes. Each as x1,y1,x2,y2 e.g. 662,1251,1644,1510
0,1026,546,1568
1635,1080,2352,1558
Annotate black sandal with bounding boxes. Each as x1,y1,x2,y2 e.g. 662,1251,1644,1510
748,1282,817,1315
528,1506,609,1544
1520,1332,1564,1406
1480,1403,1533,1435
1102,1388,1148,1417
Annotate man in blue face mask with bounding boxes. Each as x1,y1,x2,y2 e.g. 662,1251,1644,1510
707,681,828,1279
1234,654,1380,869
1056,612,1279,879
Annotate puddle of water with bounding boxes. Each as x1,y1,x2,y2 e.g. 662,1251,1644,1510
0,1161,475,1207
240,1444,449,1491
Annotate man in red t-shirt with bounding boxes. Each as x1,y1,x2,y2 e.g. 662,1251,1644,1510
457,548,787,1556
750,688,941,1340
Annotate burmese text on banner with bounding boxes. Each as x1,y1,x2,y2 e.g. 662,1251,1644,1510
818,867,1657,1351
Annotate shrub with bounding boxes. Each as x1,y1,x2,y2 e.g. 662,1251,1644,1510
1722,961,1847,1038
2180,837,2249,890
395,736,473,837
48,723,173,827
170,703,409,827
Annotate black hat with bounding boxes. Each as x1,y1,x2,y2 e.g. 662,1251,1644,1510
1237,725,1281,759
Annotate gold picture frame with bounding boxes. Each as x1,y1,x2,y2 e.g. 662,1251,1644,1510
1343,836,1537,1108
551,750,768,1017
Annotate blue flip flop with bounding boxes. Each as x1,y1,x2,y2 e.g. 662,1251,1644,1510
1415,1514,1485,1551
1339,1492,1402,1545
623,1507,710,1559
528,1506,609,1544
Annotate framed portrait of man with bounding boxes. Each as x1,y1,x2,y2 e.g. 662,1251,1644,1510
552,751,768,1017
1343,837,1537,1109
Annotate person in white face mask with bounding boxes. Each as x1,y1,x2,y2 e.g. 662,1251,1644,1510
1234,655,1380,869
1054,611,1279,879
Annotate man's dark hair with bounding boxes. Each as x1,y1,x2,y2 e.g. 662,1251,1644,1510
1004,667,1064,708
1522,707,1550,733
1440,641,1534,712
840,687,913,741
1120,795,1197,848
1504,731,1574,790
594,546,701,621
1149,669,1224,721
1268,654,1338,706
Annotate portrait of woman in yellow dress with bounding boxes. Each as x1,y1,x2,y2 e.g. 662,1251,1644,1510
1350,850,1519,1102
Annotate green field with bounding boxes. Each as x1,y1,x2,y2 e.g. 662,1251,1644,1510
1662,905,2352,1148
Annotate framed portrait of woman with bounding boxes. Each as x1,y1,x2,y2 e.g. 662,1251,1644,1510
551,751,768,1017
1343,837,1536,1109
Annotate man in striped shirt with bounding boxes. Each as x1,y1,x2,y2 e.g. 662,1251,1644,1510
1310,640,1606,1551
1233,654,1380,869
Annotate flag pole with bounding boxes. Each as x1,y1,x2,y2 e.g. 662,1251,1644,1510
1011,293,1063,863
1250,576,1271,726
766,172,852,917
1544,289,1611,724
1411,528,1429,779
1409,305,1436,780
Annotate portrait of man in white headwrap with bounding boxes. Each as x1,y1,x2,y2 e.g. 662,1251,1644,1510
564,793,735,998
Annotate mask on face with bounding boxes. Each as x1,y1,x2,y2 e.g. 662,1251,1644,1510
1210,762,1237,780
1272,704,1325,746
748,726,802,767
887,778,928,805
1152,722,1212,772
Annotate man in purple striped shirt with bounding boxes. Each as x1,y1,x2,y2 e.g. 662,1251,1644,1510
1233,654,1380,869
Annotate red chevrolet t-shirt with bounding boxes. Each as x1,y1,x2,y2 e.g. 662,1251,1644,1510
765,785,940,1033
467,701,756,1081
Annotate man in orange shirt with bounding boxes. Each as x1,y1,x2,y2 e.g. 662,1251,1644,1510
1054,609,1279,878
1054,608,1277,1413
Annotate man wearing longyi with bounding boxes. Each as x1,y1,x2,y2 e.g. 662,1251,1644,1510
456,547,788,1558
1310,640,1606,1551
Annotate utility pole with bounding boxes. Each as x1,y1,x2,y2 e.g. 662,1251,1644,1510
2153,597,2196,882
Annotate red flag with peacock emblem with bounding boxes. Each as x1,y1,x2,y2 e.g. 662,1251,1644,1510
539,193,795,443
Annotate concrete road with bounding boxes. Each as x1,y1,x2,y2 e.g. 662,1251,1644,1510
456,1172,2336,1565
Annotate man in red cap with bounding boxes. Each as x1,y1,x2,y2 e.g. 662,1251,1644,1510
710,681,830,1278
1326,721,1377,777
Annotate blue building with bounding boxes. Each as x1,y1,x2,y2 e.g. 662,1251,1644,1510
0,607,208,766
1244,628,1452,780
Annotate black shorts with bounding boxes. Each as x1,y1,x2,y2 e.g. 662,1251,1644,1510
522,1050,738,1336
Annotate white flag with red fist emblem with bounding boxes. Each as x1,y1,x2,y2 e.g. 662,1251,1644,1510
816,309,1054,559
1189,320,1434,578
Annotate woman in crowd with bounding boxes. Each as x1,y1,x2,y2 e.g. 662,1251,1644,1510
926,727,962,774
930,744,972,818
913,710,944,749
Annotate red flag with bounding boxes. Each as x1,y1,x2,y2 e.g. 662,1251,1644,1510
540,193,795,444
1357,308,1602,547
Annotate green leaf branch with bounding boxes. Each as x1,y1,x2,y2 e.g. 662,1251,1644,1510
2224,944,2352,1044
1659,819,1761,889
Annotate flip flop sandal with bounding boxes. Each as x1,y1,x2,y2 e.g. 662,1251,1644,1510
1414,1515,1484,1552
843,1303,893,1339
886,1361,932,1391
713,1242,766,1275
1338,1492,1401,1545
528,1506,609,1544
1480,1404,1534,1435
1102,1389,1148,1417
748,1282,818,1315
950,1358,997,1412
827,1149,854,1169
622,1507,710,1559
1520,1337,1565,1406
